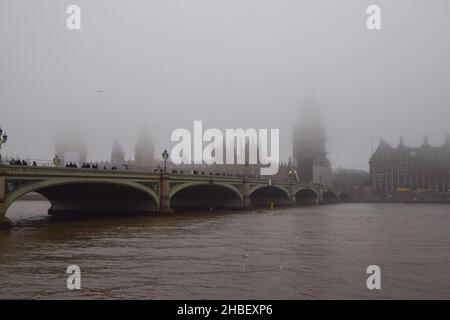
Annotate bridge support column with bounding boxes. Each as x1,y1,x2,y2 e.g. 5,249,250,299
159,172,173,213
290,194,296,206
242,178,253,210
0,167,11,229
318,187,324,204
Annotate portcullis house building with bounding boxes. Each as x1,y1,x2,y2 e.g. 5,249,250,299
370,135,450,193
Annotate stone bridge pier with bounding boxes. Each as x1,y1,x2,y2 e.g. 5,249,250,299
159,172,173,213
0,168,11,228
242,178,253,210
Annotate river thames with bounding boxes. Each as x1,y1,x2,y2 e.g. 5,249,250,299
1,201,449,299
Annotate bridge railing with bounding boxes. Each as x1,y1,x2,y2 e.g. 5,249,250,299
0,157,286,181
1,157,53,167
3,163,284,181
2,164,161,177
1,158,335,190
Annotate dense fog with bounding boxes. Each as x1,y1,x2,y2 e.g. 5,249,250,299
1,0,449,170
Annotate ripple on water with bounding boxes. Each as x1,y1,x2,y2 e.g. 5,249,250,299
1,201,450,299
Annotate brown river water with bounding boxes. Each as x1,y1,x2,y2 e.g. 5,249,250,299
1,201,450,299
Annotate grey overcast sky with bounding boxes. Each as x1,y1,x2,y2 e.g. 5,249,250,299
1,0,450,170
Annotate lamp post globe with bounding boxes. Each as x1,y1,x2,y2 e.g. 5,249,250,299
0,127,7,165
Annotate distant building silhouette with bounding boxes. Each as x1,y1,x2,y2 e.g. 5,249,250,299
111,140,125,167
333,168,370,191
292,93,332,185
55,130,87,166
370,135,450,192
134,128,155,168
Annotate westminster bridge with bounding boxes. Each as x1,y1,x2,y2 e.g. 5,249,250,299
0,165,347,228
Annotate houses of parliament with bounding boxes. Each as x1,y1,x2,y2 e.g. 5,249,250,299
55,127,156,170
54,96,333,184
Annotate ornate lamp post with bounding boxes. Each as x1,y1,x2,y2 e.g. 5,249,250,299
0,127,8,165
162,149,169,172
53,155,61,167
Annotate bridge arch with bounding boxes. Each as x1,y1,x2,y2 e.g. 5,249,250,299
5,178,160,216
339,192,351,202
249,185,291,207
294,187,319,205
323,190,338,203
170,182,243,211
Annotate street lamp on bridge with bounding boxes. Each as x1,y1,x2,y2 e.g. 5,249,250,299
162,149,169,172
53,155,61,167
0,127,8,165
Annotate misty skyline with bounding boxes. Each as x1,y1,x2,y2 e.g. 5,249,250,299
1,0,450,170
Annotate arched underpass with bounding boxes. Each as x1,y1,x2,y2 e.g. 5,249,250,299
170,184,242,211
5,192,51,221
250,186,291,208
295,189,318,205
323,190,338,203
12,182,159,218
340,192,351,202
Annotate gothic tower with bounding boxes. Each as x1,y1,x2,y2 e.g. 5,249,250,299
293,92,332,185
54,128,87,166
111,140,125,167
134,127,155,168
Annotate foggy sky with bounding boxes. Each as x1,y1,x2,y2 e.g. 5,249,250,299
1,0,450,170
